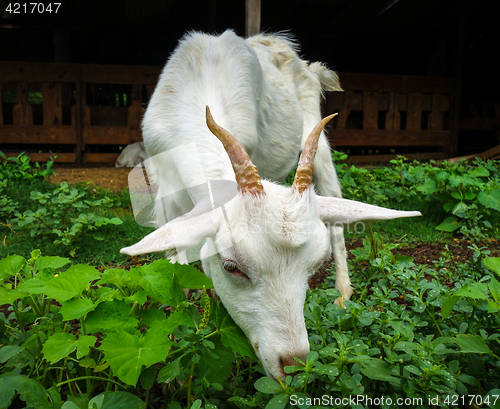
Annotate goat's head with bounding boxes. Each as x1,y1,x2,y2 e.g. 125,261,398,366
121,106,421,381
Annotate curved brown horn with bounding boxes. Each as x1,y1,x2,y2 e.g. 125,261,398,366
206,106,265,197
293,113,338,194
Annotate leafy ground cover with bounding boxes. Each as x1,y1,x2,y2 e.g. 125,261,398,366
1,152,500,409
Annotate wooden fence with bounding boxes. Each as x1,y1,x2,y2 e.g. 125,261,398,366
0,62,455,164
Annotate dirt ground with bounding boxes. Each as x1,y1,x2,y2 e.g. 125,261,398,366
46,166,132,191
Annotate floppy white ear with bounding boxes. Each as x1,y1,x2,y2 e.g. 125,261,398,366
317,196,421,224
120,209,221,256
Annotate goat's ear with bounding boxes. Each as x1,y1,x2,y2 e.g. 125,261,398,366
317,196,421,224
120,210,220,256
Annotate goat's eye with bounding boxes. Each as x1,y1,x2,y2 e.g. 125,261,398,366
222,260,249,280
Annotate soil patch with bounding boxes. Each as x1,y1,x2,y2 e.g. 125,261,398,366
46,166,132,191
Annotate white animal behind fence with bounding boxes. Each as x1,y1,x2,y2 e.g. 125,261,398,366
115,142,149,168
120,30,421,380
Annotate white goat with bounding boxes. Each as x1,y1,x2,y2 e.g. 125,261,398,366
115,142,149,167
121,30,421,380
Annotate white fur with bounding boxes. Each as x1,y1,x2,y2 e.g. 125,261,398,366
121,30,421,380
115,142,149,167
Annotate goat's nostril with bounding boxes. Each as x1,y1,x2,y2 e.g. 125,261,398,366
278,356,301,378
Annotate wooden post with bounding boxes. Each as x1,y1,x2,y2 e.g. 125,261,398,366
245,0,261,37
75,70,83,165
449,0,466,157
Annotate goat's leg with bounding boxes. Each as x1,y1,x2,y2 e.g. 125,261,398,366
310,132,353,304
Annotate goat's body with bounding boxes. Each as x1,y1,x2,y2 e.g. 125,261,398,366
143,31,342,220
123,30,422,380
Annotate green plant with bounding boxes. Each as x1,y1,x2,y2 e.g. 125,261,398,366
9,182,123,256
0,250,254,408
416,159,500,240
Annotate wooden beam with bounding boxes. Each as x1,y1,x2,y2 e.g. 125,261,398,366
0,125,77,144
330,129,450,147
42,82,63,126
83,153,120,163
83,126,141,144
339,73,453,93
245,0,261,37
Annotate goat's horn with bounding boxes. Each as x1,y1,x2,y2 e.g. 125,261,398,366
293,113,337,194
206,106,265,197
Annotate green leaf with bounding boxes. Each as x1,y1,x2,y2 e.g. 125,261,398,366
455,334,492,354
42,333,95,363
485,257,500,276
213,300,256,359
254,377,282,394
416,180,437,195
0,255,27,281
478,190,500,211
0,286,28,304
455,282,488,300
360,358,400,384
99,321,173,386
60,298,96,320
484,389,500,409
468,166,490,178
196,338,235,382
173,263,214,289
88,391,145,409
489,277,500,303
0,345,25,363
43,264,98,302
134,260,175,304
157,356,183,383
435,216,462,232
265,393,289,409
83,300,139,333
0,373,53,409
163,310,196,334
441,295,459,319
451,201,469,217
34,256,70,274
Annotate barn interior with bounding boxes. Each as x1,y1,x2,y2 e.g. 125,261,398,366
0,0,499,163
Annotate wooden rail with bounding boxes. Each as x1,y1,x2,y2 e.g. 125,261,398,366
0,62,455,164
324,73,454,162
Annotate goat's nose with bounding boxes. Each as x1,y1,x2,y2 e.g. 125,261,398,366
278,355,306,379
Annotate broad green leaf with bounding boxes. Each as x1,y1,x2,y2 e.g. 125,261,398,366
455,334,492,354
99,320,173,386
313,363,339,377
478,190,500,211
60,298,95,320
76,335,97,359
254,377,282,394
416,180,437,195
173,263,214,289
42,333,78,363
0,379,16,409
125,290,148,306
83,300,139,333
88,391,145,409
213,300,256,359
0,255,27,281
455,282,488,300
0,286,28,304
163,310,196,334
489,277,500,303
441,295,459,319
196,338,235,382
34,256,70,274
468,166,490,178
140,365,159,390
98,268,134,287
157,356,183,383
485,256,500,276
0,373,53,409
43,265,98,302
134,260,175,304
0,345,25,363
435,216,462,232
16,277,50,295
